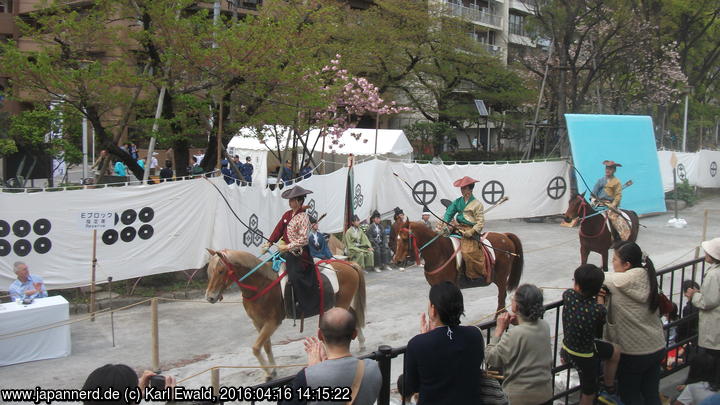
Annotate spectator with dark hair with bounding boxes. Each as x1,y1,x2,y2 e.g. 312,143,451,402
308,216,333,261
674,355,720,405
677,280,700,345
159,160,173,182
220,159,235,185
560,264,621,405
81,364,175,405
299,160,313,180
403,281,485,405
280,160,293,185
685,237,720,382
343,214,374,271
241,156,253,185
486,284,553,405
602,241,666,405
282,308,381,405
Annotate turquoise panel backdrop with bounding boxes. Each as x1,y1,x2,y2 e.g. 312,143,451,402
565,114,666,214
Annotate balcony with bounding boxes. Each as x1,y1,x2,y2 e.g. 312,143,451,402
483,43,503,56
442,1,503,29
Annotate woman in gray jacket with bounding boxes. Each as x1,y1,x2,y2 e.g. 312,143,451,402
486,284,553,405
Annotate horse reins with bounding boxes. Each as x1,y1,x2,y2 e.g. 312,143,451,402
577,197,607,239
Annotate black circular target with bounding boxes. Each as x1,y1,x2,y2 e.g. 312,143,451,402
34,237,52,254
33,219,51,235
139,207,154,223
13,239,31,256
13,220,31,237
0,240,10,256
121,226,136,242
0,220,9,237
121,209,137,225
138,224,154,240
102,229,119,245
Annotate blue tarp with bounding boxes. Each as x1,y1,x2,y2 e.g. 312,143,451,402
565,114,666,214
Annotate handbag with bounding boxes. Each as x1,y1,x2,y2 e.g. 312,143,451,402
658,291,674,316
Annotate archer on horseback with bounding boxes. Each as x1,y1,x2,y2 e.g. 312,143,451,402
261,185,319,317
591,160,631,241
443,176,487,281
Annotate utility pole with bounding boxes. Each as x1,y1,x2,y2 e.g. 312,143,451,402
682,87,692,152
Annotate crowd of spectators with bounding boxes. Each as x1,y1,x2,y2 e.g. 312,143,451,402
68,237,719,405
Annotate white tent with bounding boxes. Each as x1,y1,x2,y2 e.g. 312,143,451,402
227,126,414,186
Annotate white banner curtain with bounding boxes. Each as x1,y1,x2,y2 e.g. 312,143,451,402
374,160,571,223
1,159,570,288
657,150,702,192
0,179,217,289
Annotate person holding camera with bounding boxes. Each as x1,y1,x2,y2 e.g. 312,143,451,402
82,364,176,405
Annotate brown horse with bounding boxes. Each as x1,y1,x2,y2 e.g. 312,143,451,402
204,248,366,381
563,193,640,271
392,221,523,316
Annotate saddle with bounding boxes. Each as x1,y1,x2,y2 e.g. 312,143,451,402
450,234,496,286
280,261,338,320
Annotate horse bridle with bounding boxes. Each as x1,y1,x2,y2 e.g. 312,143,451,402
575,195,607,239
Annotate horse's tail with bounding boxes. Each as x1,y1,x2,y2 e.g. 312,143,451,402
628,210,640,242
349,262,366,328
505,233,524,291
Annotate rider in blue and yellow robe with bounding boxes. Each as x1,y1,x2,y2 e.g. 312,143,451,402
591,160,630,240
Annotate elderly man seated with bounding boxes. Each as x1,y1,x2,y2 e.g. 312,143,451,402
9,261,47,301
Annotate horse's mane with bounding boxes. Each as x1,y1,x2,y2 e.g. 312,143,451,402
407,221,436,237
226,250,278,281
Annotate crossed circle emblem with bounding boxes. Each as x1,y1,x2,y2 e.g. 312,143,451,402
482,181,505,205
412,180,437,206
711,162,717,177
677,163,687,181
547,177,567,200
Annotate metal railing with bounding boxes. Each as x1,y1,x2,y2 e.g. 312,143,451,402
442,2,503,28
252,257,706,404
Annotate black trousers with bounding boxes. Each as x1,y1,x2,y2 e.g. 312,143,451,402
283,248,319,316
617,349,664,405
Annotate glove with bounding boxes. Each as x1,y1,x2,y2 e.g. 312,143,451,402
260,242,270,254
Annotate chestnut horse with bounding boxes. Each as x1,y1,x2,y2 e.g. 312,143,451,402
392,221,523,316
563,193,640,271
204,248,366,381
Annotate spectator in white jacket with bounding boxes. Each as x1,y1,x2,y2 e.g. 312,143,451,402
685,237,720,381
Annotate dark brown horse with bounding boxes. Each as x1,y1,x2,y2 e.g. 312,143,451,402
563,193,640,271
392,220,523,316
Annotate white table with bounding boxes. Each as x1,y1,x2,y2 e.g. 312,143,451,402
0,296,71,366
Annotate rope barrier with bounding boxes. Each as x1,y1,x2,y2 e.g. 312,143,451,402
0,298,153,341
155,297,245,304
177,363,308,384
524,237,577,253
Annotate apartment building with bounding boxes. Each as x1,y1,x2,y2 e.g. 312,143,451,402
439,0,538,64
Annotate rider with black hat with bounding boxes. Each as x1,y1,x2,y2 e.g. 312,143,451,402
262,185,319,316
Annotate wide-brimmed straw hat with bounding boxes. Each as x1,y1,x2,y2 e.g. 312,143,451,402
603,160,622,168
453,176,479,188
281,186,313,199
701,237,720,261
